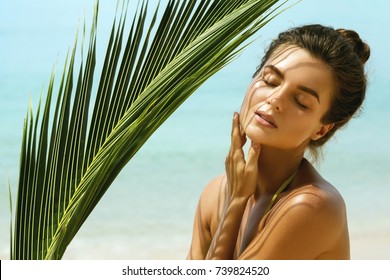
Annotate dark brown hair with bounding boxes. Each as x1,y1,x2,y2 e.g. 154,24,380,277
255,24,370,159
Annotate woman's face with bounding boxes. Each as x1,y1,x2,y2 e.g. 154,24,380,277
240,47,335,150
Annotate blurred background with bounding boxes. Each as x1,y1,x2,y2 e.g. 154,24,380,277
1,0,389,259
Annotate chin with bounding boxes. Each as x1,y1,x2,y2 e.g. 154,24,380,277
243,125,265,145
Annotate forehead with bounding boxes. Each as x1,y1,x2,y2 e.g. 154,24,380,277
266,46,331,73
265,47,336,94
261,47,337,112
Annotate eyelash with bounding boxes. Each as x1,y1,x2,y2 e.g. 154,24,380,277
295,98,308,109
260,76,278,87
260,76,309,110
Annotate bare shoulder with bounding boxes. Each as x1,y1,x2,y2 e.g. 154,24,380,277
200,174,226,203
198,174,226,213
275,182,348,243
239,159,349,259
284,159,347,220
272,159,347,236
198,174,227,232
187,175,227,260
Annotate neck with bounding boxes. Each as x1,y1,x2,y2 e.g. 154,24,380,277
255,145,304,198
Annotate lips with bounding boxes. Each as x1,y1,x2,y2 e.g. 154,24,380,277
255,110,278,128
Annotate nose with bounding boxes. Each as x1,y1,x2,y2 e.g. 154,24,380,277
266,98,283,111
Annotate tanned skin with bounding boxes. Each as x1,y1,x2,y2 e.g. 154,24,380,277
187,48,350,260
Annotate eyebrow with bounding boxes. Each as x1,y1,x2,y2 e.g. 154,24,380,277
297,85,320,103
265,65,284,78
265,64,320,103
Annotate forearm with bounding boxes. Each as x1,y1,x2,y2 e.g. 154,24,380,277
205,112,260,259
205,197,248,260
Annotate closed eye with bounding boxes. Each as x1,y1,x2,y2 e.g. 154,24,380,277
261,75,279,87
294,97,309,109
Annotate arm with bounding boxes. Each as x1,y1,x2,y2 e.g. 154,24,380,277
186,202,211,259
205,113,261,260
205,195,248,259
187,176,221,260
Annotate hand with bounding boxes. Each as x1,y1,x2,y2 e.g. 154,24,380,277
225,112,261,200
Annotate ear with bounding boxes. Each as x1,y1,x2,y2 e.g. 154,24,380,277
311,123,334,141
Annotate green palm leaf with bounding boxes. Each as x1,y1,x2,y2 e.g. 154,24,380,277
12,0,287,260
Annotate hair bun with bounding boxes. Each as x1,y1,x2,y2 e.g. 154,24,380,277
337,28,370,64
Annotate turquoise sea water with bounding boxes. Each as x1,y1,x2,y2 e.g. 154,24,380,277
1,0,389,259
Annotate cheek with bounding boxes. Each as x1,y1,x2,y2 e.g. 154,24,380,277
279,114,323,148
285,116,321,143
240,82,266,125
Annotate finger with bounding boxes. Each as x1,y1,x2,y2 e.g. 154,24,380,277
240,131,247,147
237,113,248,149
230,113,242,163
241,143,260,193
231,113,245,152
246,142,261,173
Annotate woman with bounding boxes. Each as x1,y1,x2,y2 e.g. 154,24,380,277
187,24,370,260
